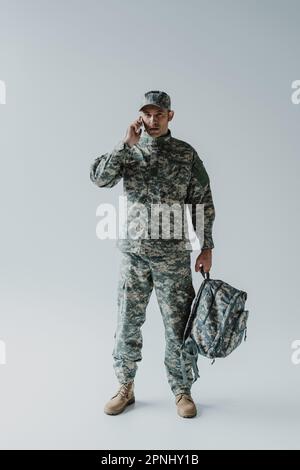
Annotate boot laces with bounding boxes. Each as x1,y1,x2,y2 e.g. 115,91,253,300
176,393,193,404
117,383,132,399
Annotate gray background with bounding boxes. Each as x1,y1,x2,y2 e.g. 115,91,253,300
0,0,299,450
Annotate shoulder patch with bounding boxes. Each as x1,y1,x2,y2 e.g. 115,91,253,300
193,154,210,187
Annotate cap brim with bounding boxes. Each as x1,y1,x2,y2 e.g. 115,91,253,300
139,104,165,111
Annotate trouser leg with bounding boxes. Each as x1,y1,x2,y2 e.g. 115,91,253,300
151,251,196,395
112,252,153,384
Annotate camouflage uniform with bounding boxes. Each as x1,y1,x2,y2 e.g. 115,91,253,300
90,92,215,395
113,250,195,395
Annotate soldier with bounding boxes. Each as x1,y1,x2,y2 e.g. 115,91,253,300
90,91,215,418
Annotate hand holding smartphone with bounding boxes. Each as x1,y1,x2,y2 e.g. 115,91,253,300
123,116,144,147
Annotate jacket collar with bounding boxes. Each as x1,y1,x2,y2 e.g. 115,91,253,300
139,128,172,146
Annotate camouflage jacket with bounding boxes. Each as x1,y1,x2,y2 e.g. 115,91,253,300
90,128,215,256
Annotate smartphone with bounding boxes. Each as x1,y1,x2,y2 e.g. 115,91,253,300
139,116,144,131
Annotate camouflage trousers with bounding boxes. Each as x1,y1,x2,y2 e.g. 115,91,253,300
112,250,196,396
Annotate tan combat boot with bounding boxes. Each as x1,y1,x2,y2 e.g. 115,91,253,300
175,393,197,418
104,382,135,415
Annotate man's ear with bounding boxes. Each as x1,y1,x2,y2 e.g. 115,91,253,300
168,110,174,122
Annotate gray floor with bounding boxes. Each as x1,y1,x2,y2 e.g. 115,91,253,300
1,282,299,450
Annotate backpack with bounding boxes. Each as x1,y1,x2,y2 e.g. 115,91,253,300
180,268,249,384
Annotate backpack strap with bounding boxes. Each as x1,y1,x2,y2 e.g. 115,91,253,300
200,266,210,279
179,339,200,385
182,276,209,343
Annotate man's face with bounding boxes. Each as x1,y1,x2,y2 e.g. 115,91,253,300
140,105,174,137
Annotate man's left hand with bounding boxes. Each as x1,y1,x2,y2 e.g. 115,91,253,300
195,248,212,273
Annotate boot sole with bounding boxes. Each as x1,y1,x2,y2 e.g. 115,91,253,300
104,397,135,415
178,412,197,418
177,408,197,418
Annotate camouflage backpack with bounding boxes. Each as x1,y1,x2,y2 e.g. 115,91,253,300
180,268,249,384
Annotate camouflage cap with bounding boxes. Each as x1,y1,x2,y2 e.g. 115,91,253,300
139,90,171,111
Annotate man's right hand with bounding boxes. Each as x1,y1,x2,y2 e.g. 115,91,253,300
123,116,143,147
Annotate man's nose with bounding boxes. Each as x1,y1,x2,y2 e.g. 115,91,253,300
149,117,158,126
